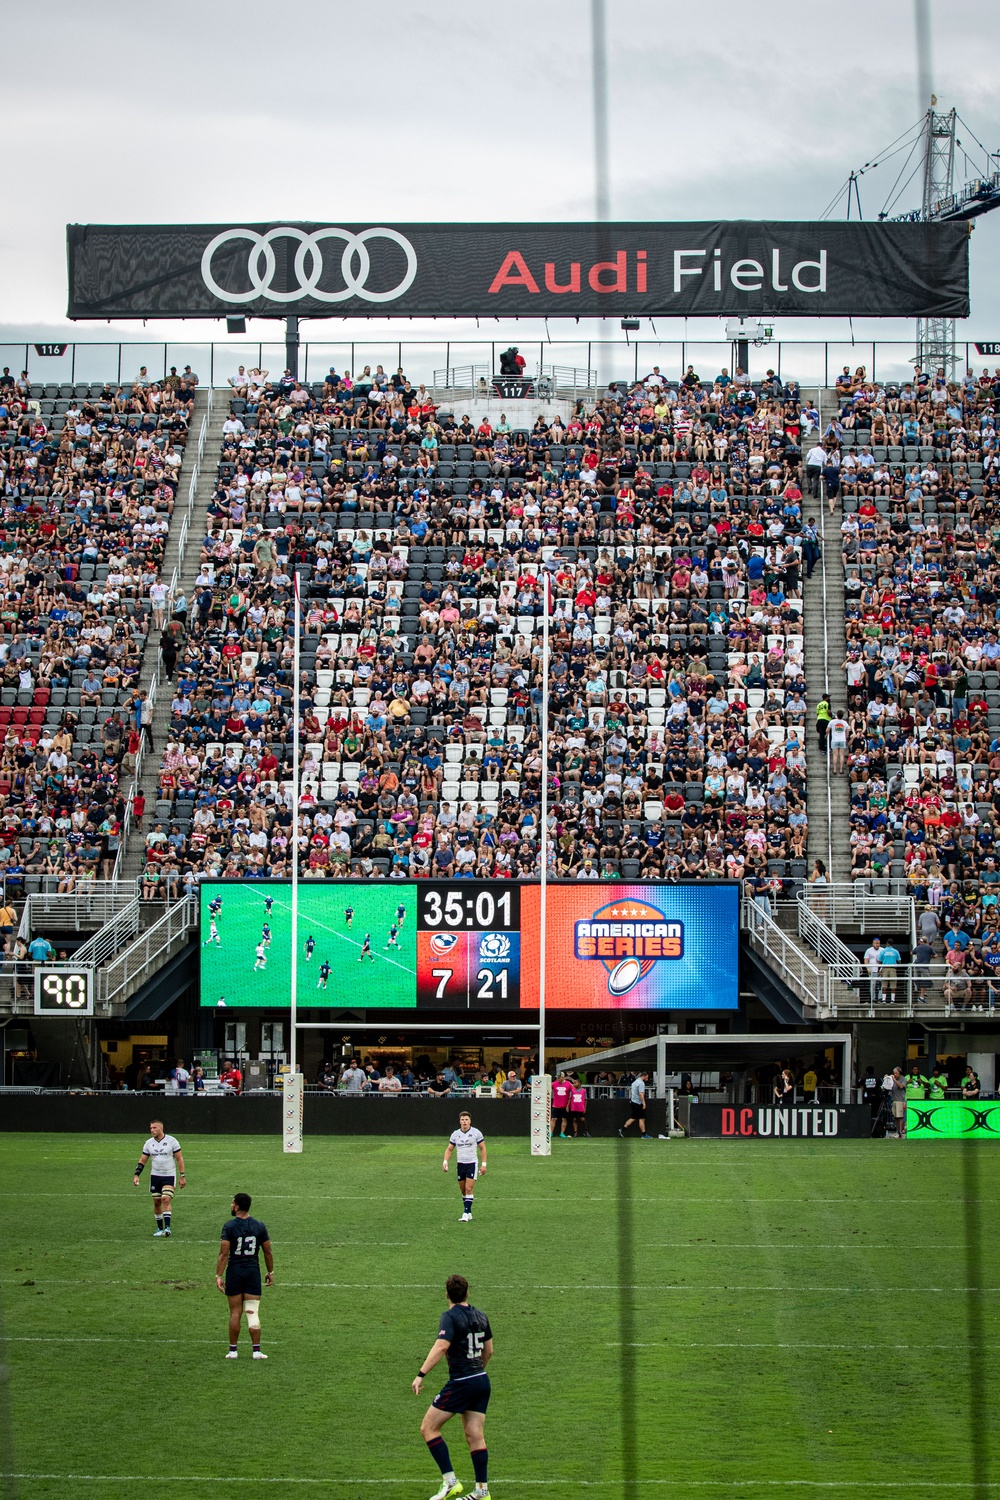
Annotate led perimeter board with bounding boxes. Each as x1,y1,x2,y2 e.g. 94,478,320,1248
199,880,739,1012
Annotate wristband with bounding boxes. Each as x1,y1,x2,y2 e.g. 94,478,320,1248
134,1162,146,1175
418,1370,428,1379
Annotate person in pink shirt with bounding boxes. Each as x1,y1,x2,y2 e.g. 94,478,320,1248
550,1075,572,1140
568,1080,589,1137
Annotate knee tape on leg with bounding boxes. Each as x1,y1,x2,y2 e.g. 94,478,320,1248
244,1298,261,1331
160,1183,175,1200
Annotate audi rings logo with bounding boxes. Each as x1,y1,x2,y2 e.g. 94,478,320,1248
200,226,418,305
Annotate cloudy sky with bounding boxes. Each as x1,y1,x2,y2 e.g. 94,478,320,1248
3,0,1000,379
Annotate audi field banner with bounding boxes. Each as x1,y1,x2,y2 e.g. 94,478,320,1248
690,1104,871,1139
66,221,969,320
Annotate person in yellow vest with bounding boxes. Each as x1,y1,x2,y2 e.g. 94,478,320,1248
802,1066,818,1103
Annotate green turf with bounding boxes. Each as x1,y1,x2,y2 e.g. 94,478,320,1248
2,1133,997,1498
200,882,417,1009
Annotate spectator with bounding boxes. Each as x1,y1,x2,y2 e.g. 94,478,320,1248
500,1070,523,1099
378,1065,403,1093
888,1066,908,1137
862,937,884,1004
339,1058,367,1093
220,1061,243,1094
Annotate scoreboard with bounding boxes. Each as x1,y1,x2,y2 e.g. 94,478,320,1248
416,884,521,1008
199,879,739,1012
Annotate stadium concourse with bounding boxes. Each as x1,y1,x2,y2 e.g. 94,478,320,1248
135,361,816,892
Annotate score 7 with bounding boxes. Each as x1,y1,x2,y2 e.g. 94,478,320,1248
431,968,453,1000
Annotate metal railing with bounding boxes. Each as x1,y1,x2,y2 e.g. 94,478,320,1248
794,892,978,1018
96,895,197,1011
16,885,135,943
741,895,832,1015
7,338,991,393
796,898,859,975
821,963,989,1020
71,897,141,967
797,881,915,936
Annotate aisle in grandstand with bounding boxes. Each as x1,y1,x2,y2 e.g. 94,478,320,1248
146,361,815,890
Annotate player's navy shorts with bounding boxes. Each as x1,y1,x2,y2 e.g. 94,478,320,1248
149,1175,176,1196
455,1160,478,1180
225,1264,262,1298
433,1373,491,1414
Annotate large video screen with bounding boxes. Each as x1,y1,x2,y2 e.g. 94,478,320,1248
198,881,739,1012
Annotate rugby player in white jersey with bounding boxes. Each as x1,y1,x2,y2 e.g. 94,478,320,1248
133,1120,186,1236
442,1112,487,1222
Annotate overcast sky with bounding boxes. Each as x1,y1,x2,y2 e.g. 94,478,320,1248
3,0,1000,376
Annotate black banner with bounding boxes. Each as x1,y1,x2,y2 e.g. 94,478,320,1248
67,221,969,320
689,1103,871,1139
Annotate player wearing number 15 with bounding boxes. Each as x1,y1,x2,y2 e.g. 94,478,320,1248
413,1274,493,1500
132,1120,186,1236
216,1192,274,1360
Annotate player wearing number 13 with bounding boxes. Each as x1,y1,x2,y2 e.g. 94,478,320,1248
216,1192,274,1360
413,1274,493,1500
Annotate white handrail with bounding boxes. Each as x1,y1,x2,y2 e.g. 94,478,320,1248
96,896,197,1010
741,896,831,1015
818,453,834,876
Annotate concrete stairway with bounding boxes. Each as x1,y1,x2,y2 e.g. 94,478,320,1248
803,387,851,883
120,390,228,883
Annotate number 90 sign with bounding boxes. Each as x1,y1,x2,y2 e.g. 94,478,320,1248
34,968,94,1015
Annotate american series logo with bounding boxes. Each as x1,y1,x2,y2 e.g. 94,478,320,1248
574,897,684,997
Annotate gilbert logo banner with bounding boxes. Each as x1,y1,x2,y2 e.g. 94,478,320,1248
907,1100,1000,1139
66,221,969,320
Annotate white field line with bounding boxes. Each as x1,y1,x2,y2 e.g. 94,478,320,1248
5,1279,1000,1294
7,1477,1000,1490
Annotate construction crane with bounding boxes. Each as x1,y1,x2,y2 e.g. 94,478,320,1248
823,102,1000,377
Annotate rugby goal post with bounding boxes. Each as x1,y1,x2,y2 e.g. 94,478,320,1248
283,1069,303,1153
531,1073,552,1156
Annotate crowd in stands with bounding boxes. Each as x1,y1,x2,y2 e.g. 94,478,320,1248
830,364,1000,951
147,359,818,891
0,367,191,902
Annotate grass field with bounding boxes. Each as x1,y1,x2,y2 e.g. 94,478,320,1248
200,883,418,1009
2,1132,997,1498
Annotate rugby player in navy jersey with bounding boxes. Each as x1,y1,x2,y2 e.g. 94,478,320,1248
216,1192,274,1360
413,1274,493,1500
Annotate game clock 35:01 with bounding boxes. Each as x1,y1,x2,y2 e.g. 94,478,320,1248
417,884,520,931
416,883,521,1009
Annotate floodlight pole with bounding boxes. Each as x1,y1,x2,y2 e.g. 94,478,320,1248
538,569,551,1078
289,573,301,1072
286,315,300,381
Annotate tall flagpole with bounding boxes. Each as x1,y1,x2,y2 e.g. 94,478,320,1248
283,571,303,1152
290,571,300,1072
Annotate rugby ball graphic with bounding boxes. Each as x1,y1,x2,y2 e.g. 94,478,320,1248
607,957,643,996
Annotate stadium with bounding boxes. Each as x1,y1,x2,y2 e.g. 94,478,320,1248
2,2,1000,1496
